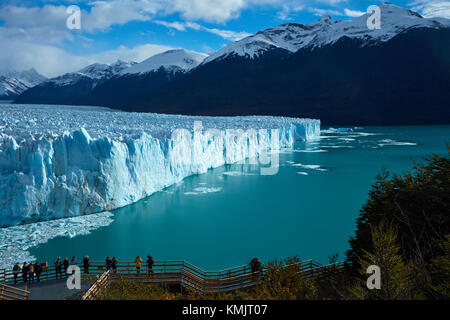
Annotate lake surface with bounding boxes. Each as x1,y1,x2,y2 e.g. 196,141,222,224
22,126,450,269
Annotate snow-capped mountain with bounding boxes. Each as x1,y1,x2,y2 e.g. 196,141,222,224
15,50,207,106
48,60,137,86
0,68,47,99
14,3,450,126
122,49,207,75
203,2,450,63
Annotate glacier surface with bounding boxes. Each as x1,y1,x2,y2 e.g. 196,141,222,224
0,104,320,227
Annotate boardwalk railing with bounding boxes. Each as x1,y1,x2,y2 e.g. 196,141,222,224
0,259,345,300
82,270,111,300
0,283,30,300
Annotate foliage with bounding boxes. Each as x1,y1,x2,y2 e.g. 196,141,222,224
98,277,181,300
430,235,450,298
347,148,450,276
349,221,424,300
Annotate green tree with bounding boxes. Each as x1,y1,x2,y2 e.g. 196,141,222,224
350,221,422,300
347,147,450,296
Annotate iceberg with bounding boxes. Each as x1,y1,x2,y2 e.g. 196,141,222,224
0,104,320,227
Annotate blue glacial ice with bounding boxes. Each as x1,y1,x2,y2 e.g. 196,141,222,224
0,104,320,227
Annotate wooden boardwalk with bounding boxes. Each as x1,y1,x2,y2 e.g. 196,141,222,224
0,259,345,300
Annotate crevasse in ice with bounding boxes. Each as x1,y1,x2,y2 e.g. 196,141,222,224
0,104,320,227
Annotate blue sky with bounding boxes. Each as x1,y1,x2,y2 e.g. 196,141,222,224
1,0,449,76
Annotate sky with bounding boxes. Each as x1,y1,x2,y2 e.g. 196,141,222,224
1,0,450,77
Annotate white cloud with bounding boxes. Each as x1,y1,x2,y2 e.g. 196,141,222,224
410,0,450,19
309,7,342,17
344,8,365,17
317,0,349,5
154,20,251,41
167,0,247,23
0,40,175,77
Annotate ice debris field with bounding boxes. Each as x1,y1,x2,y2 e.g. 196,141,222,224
0,104,320,228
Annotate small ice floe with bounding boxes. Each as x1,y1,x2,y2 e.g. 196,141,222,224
296,172,309,176
321,145,354,149
378,139,417,147
292,149,328,153
291,163,327,172
184,187,222,195
222,171,256,176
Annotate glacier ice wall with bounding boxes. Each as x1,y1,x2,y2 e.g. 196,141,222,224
0,105,320,227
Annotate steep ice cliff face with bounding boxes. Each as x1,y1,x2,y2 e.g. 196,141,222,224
0,105,320,227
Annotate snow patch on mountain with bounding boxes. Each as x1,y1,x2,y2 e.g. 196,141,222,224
0,69,47,98
121,49,208,75
47,60,137,86
203,3,450,63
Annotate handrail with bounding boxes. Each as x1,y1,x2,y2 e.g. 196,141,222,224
1,258,345,299
82,270,111,300
0,283,30,300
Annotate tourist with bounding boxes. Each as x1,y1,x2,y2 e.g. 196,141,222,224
111,257,118,273
70,256,77,266
54,257,62,279
28,262,35,284
249,258,261,274
63,257,69,276
105,256,112,271
83,256,90,274
135,256,142,274
147,255,155,274
35,262,42,282
12,263,21,285
22,262,28,284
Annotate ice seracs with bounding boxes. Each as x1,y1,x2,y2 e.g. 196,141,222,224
0,104,320,227
121,49,208,75
203,2,450,63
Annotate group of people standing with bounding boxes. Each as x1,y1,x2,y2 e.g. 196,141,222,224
134,255,155,274
10,256,263,285
12,262,44,285
53,256,86,278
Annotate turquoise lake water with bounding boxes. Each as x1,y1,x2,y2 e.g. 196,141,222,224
28,126,450,270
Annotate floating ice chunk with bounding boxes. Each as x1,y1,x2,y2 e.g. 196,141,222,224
0,211,113,269
378,139,417,147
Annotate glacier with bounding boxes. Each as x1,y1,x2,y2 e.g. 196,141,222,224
0,104,320,228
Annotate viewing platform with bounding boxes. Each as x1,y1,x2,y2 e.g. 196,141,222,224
0,259,345,300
